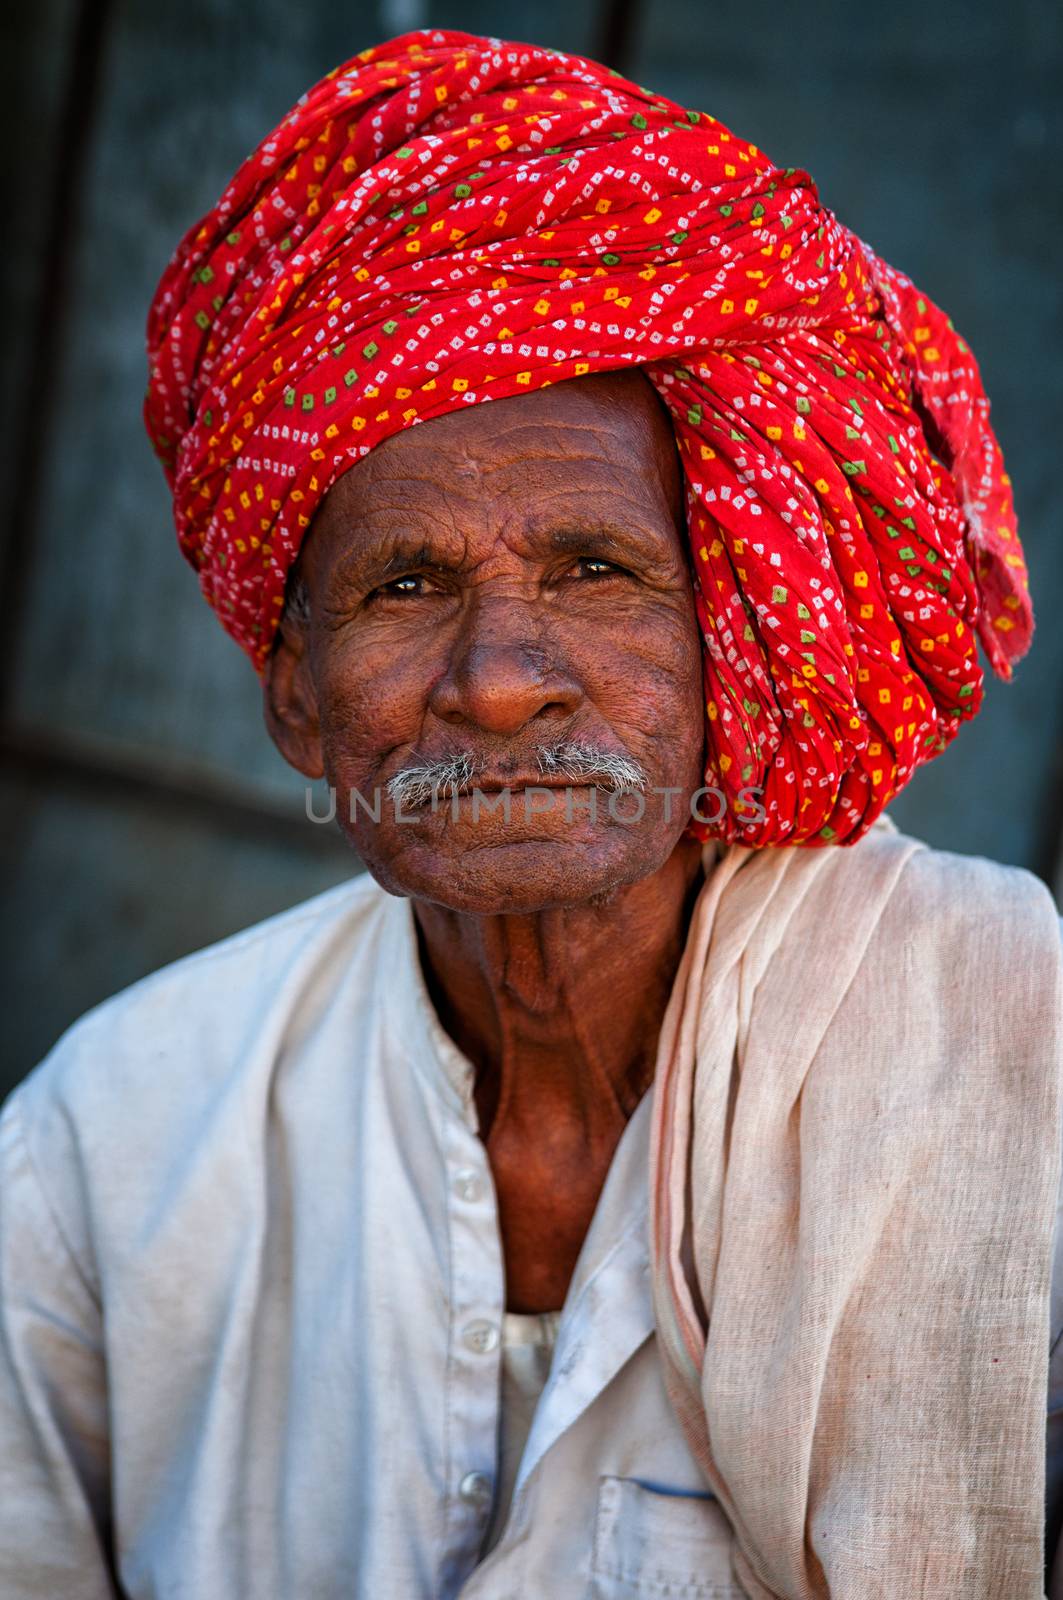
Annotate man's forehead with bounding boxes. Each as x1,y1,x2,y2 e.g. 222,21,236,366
305,391,686,585
328,371,678,516
320,474,679,580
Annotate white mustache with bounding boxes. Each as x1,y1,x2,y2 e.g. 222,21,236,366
385,741,648,810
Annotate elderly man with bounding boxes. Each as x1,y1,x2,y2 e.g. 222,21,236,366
2,29,1062,1600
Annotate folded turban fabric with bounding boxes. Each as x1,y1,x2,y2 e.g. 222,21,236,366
145,29,1031,847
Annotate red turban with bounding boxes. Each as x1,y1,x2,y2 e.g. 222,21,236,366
145,29,1031,847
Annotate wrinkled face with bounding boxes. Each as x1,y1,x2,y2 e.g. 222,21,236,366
265,370,705,914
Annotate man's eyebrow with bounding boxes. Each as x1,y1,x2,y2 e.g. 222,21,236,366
545,527,626,555
333,539,456,589
375,542,443,580
331,519,662,590
540,523,671,565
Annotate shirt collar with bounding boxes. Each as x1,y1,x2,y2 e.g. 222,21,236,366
377,885,480,1125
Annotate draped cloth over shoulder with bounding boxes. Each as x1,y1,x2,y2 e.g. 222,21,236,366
650,818,1063,1597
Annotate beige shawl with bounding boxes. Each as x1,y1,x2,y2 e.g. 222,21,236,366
650,818,1063,1597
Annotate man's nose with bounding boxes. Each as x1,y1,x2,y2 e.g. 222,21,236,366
428,605,582,736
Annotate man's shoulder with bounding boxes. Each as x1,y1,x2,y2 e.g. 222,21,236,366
853,823,1060,952
823,829,1063,1047
4,871,394,1188
765,824,1062,1019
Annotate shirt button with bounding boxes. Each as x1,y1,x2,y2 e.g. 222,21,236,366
462,1318,499,1354
459,1470,493,1509
452,1168,483,1204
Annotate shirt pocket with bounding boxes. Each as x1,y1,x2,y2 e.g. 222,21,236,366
589,1475,745,1599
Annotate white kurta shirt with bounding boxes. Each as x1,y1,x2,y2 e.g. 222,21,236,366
1,872,1061,1599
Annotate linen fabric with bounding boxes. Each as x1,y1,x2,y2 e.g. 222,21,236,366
145,29,1031,847
651,818,1063,1597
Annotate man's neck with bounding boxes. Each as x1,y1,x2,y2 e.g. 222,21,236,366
412,836,706,1311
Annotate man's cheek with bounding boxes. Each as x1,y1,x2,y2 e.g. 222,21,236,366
318,670,418,787
584,658,699,755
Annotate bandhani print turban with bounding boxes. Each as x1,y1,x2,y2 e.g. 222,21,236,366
145,29,1032,848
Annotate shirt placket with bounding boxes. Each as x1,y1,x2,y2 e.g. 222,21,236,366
436,1092,505,1598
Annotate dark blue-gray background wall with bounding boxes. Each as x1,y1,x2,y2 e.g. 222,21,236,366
2,0,1061,1095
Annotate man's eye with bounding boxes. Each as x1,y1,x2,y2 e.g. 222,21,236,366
572,557,623,578
369,573,431,600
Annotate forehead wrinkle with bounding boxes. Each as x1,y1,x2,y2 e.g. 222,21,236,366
341,391,671,496
329,469,480,557
460,408,654,446
343,461,479,513
326,504,469,586
360,445,648,488
429,454,673,524
350,466,669,540
516,471,676,526
467,449,663,481
405,409,665,470
456,437,654,480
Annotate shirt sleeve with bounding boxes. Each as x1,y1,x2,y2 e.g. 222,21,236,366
0,1089,118,1599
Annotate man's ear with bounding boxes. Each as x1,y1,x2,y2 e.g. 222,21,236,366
263,618,325,779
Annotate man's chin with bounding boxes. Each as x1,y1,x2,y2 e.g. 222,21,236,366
356,830,665,916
